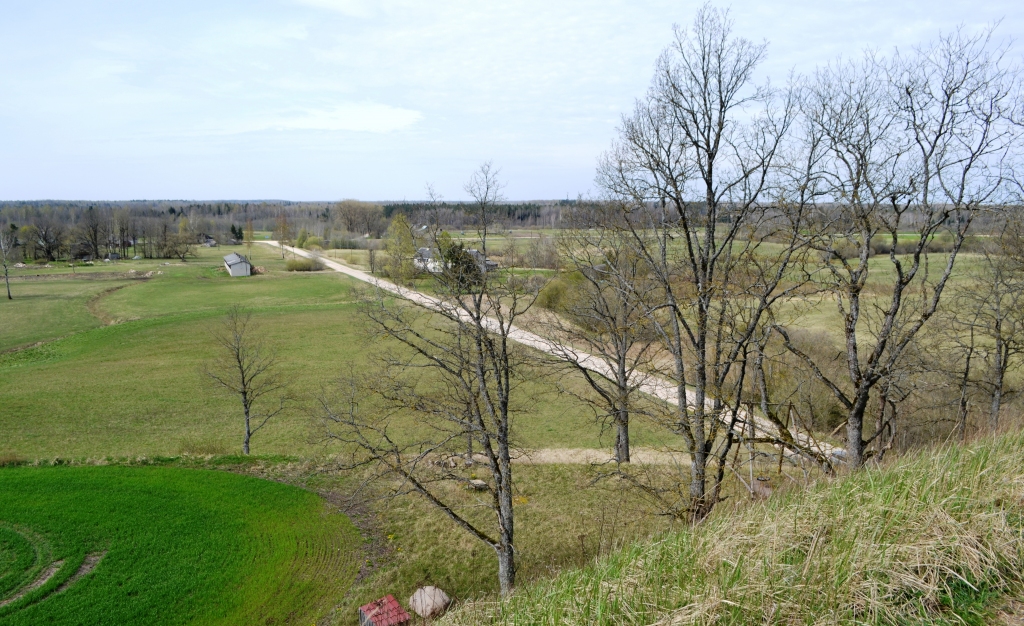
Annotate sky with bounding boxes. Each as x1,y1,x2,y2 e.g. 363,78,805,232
0,0,1021,202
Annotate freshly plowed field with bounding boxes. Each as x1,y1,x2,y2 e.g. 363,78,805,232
0,466,361,625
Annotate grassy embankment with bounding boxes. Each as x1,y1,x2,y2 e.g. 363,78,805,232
0,465,360,626
444,432,1024,625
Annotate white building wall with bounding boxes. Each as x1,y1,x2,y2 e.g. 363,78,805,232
226,262,251,277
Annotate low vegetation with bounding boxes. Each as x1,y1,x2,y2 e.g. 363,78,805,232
445,432,1024,625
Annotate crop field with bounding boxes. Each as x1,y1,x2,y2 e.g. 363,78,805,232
0,465,360,626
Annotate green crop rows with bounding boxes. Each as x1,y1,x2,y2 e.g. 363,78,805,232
0,466,361,626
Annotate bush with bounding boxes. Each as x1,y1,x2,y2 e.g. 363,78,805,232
536,278,570,311
285,257,323,272
304,236,322,249
332,238,361,249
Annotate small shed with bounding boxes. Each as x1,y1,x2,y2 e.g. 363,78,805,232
358,595,410,626
223,253,251,277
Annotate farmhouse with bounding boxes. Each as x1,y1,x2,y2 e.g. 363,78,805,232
413,247,498,274
413,247,443,273
223,252,251,277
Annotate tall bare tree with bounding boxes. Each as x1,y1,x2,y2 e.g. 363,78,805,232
551,201,661,463
464,161,505,252
775,27,1021,467
29,219,66,261
79,206,108,259
596,5,808,519
317,167,537,595
205,306,289,455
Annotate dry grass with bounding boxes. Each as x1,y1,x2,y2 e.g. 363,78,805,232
444,433,1024,625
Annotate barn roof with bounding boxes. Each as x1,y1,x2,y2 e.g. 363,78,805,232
223,253,250,267
358,595,410,626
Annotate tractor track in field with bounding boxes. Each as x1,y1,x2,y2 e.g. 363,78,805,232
85,283,135,325
0,561,63,609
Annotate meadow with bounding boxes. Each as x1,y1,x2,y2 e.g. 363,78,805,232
1,244,672,460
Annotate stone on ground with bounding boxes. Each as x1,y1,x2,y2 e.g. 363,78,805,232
408,586,451,618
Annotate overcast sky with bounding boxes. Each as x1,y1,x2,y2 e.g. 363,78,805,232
1,0,1021,201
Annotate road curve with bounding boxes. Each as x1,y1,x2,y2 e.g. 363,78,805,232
260,242,836,459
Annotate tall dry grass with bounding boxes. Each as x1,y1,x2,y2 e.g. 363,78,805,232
444,433,1024,625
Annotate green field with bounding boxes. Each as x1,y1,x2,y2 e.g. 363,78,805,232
0,465,360,625
0,245,674,460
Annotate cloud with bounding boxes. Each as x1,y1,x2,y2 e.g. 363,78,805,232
247,102,423,133
292,0,374,18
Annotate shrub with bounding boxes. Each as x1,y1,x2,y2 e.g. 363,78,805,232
537,278,570,311
304,236,322,249
285,257,322,272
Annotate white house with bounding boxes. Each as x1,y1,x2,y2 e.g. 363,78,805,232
223,253,252,277
413,247,498,275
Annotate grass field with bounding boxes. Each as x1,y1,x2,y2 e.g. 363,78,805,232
4,233,1012,625
0,465,360,626
0,244,672,459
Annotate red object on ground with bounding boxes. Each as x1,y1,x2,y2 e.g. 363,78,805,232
358,595,411,626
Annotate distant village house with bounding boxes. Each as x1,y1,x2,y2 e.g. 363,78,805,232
413,247,497,274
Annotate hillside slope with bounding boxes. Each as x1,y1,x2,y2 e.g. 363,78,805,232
444,434,1024,625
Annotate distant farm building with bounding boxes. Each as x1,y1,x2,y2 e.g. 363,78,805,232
413,247,497,274
223,253,252,277
358,595,410,626
413,248,443,274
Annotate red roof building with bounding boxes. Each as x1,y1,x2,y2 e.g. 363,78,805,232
359,595,411,626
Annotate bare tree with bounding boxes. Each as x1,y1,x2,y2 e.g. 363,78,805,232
244,219,255,259
464,161,505,252
78,206,108,259
1,224,16,300
948,224,1024,432
162,233,196,262
316,167,538,595
205,306,289,455
29,219,66,261
775,27,1021,467
274,213,293,259
596,5,808,519
551,202,661,463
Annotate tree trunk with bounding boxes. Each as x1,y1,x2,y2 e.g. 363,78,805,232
615,405,630,464
3,264,10,300
495,459,515,595
243,407,251,455
990,342,1006,433
846,392,871,468
615,354,630,463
